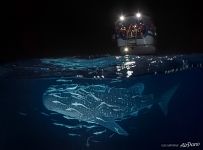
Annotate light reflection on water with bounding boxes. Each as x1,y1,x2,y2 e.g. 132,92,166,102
1,54,203,79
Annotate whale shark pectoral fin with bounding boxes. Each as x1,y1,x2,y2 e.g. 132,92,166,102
94,116,128,136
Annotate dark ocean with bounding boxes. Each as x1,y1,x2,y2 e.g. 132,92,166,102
0,54,202,150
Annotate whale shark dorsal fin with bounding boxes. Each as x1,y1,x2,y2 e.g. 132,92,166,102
158,84,179,116
130,83,144,95
94,116,128,136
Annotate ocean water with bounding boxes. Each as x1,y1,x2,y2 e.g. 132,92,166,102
0,54,202,150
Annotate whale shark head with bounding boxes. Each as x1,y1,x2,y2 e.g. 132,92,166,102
43,92,79,117
43,86,91,120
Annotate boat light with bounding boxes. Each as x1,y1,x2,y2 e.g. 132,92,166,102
119,15,125,21
124,47,129,52
136,12,141,18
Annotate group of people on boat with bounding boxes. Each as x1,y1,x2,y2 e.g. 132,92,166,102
116,21,147,39
115,19,156,40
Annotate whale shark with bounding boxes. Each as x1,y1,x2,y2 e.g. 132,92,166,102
43,83,178,136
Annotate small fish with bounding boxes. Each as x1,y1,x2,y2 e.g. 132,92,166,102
56,79,72,82
52,100,66,105
52,122,64,127
82,125,98,129
18,112,27,116
68,133,81,137
65,84,78,90
110,79,122,83
40,112,49,116
96,117,107,122
53,122,81,129
63,115,76,120
93,129,106,135
64,124,82,129
71,102,90,110
49,94,63,98
66,108,83,116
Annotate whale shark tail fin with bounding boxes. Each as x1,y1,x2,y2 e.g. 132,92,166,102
158,84,179,116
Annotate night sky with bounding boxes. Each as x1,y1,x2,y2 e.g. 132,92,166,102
1,0,203,61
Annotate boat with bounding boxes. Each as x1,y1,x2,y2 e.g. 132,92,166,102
114,12,157,54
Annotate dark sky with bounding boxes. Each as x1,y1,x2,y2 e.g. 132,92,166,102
1,0,203,60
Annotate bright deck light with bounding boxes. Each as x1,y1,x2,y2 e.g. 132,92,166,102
124,47,129,52
119,15,125,21
136,12,141,18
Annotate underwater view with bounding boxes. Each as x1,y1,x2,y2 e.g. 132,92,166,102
0,54,202,150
